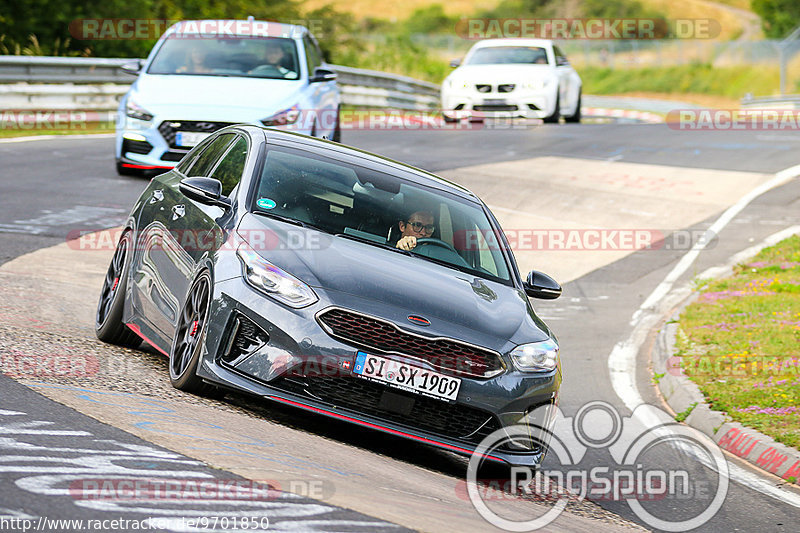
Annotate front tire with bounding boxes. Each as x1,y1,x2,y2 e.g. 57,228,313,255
95,231,139,346
542,92,560,124
564,90,582,123
169,271,215,394
332,107,341,142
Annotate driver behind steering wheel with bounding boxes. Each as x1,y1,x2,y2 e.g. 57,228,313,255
396,210,436,251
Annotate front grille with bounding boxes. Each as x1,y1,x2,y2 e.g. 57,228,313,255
498,84,515,93
476,84,492,93
158,121,235,148
121,138,152,155
274,373,501,443
161,150,189,162
316,308,504,378
473,104,519,112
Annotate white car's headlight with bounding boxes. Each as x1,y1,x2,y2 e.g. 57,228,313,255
125,98,154,122
510,339,559,372
237,242,318,308
522,78,554,91
446,79,470,90
261,105,300,126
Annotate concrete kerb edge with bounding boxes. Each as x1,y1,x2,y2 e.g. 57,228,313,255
651,240,800,487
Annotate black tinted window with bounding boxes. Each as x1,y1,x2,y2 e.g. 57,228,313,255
303,36,322,72
187,133,235,177
210,136,248,196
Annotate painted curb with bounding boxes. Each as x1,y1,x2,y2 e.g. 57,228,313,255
652,266,800,487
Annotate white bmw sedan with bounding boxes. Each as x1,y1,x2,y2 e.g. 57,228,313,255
441,39,582,123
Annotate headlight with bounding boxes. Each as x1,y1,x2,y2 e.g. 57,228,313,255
510,339,559,372
125,98,154,122
236,242,318,308
446,79,470,90
261,105,300,126
522,78,554,91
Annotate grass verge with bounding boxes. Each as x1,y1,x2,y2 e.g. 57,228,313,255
675,234,800,449
0,126,114,139
580,64,785,100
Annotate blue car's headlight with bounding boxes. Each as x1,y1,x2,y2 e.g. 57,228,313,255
261,105,300,126
510,339,559,372
125,98,154,122
236,242,318,308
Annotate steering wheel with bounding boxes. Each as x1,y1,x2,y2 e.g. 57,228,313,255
413,238,471,267
415,238,458,253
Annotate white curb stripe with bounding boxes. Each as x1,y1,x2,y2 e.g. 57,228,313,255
608,163,800,506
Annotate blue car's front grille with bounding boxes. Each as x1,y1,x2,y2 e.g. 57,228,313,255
158,121,236,148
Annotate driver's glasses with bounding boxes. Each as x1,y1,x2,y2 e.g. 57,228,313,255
407,221,435,234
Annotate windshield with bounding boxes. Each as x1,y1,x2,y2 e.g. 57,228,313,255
252,147,512,283
466,46,549,65
147,35,300,80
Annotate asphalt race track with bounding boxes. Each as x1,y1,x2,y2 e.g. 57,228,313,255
2,123,800,532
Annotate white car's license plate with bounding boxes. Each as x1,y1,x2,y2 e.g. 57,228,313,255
483,98,507,105
353,351,461,402
175,131,211,147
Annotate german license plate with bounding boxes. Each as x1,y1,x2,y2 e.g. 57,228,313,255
353,351,461,402
175,131,211,147
483,99,507,105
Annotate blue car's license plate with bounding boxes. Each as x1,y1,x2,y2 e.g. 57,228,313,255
353,351,461,402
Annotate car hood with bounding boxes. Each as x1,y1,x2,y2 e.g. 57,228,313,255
131,74,304,119
238,213,551,347
449,64,554,83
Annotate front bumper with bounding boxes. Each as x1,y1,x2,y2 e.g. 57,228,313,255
115,117,311,169
441,89,555,120
196,276,562,466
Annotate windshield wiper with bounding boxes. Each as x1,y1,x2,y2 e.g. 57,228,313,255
335,232,412,255
253,210,341,236
252,210,307,227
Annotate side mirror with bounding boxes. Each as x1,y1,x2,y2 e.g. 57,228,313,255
310,67,337,83
524,270,562,300
179,177,232,209
449,59,461,68
120,60,144,75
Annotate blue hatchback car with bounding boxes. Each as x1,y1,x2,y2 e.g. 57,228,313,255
115,19,340,175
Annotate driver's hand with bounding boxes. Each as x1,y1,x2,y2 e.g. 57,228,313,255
396,236,417,251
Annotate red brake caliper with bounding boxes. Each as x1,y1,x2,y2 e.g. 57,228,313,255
190,320,199,337
111,278,119,291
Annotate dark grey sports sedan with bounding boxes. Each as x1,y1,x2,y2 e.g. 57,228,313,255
96,125,562,466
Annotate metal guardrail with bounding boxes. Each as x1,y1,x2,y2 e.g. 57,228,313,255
741,95,800,109
0,56,440,112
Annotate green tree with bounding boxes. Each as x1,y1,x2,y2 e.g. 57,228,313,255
752,0,800,38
